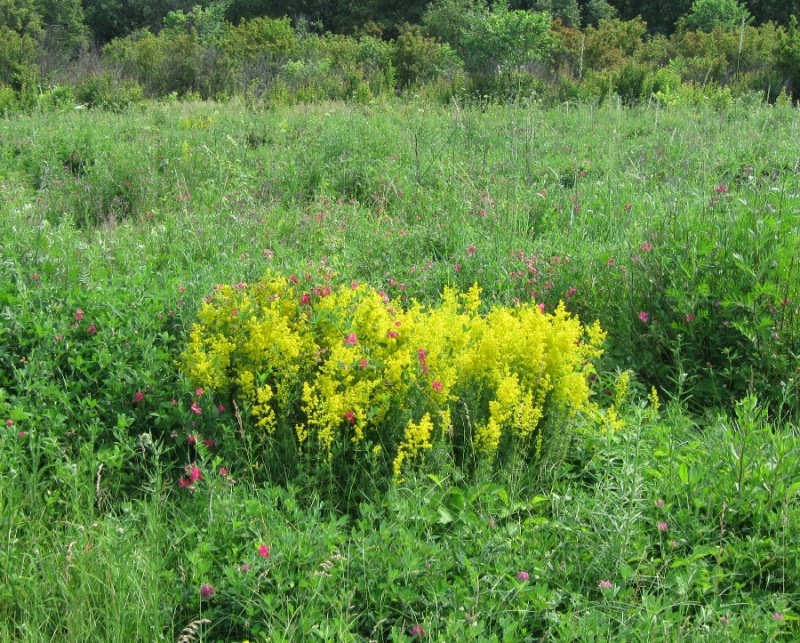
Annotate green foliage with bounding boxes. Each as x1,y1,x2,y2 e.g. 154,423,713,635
0,82,17,114
463,2,555,74
223,14,296,61
82,0,210,43
0,26,37,89
668,22,781,94
1,391,798,639
216,15,297,95
163,0,229,45
0,0,41,36
422,0,484,51
74,71,144,109
104,29,202,97
744,0,800,27
34,0,89,67
394,26,463,88
679,0,752,32
583,17,648,70
776,16,800,100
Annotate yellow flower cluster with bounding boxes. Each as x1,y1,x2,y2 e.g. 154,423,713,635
181,272,606,480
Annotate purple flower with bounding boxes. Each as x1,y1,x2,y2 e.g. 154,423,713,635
638,311,650,323
657,521,669,533
200,583,215,598
598,580,613,590
410,624,425,637
516,570,530,582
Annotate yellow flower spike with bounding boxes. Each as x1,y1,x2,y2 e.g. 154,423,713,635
393,413,434,481
648,386,661,416
252,384,276,433
461,283,482,314
614,370,631,408
475,417,503,458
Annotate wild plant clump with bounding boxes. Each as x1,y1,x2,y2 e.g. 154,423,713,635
181,271,605,485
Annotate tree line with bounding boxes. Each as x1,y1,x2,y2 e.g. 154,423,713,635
1,0,799,112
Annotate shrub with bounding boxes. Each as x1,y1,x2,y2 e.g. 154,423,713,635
104,29,201,97
218,16,297,94
582,18,648,72
0,82,17,115
357,35,395,96
393,26,463,88
669,24,780,89
422,0,483,53
181,272,605,504
74,72,143,109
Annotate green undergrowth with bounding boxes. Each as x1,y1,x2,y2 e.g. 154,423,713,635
1,399,798,641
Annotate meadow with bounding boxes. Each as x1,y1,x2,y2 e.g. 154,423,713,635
0,97,799,641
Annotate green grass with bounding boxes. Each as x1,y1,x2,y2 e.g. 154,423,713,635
1,98,799,640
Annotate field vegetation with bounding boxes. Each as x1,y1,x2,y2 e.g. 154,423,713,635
1,97,799,640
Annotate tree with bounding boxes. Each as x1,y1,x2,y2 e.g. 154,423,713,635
35,0,89,67
679,0,752,32
1,0,42,36
463,2,555,74
423,0,484,51
0,0,41,88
